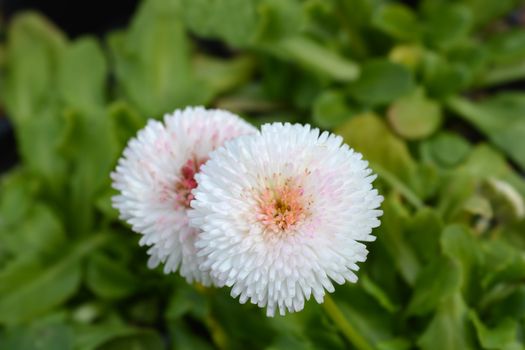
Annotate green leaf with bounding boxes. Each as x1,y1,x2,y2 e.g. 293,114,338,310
4,13,68,194
488,29,525,65
387,88,442,140
447,94,525,171
480,240,525,289
422,3,473,49
194,55,255,96
61,107,119,233
336,113,423,208
180,0,258,47
168,320,215,350
407,256,461,316
347,59,415,106
372,4,421,41
425,132,472,167
377,196,421,285
75,322,163,350
166,284,209,320
0,170,39,232
86,253,138,299
422,51,469,98
107,100,146,148
441,225,483,300
470,312,521,350
271,36,360,82
58,37,106,110
1,203,66,256
312,90,355,128
255,0,305,42
462,145,525,199
360,275,399,313
4,12,65,123
455,0,518,27
0,321,73,350
436,170,477,221
96,330,164,350
405,207,444,264
481,30,525,86
0,233,108,325
55,37,118,233
418,294,474,350
108,0,210,117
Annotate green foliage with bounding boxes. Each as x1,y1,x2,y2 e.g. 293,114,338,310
1,0,525,349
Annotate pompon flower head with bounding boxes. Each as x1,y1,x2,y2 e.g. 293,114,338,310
189,123,383,316
111,107,256,285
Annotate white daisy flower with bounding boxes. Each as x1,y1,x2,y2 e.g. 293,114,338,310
111,107,256,285
189,123,383,316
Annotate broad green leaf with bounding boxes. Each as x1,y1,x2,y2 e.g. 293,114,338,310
166,284,209,320
336,114,423,208
425,132,472,167
360,275,399,313
405,207,444,264
470,312,521,350
377,338,412,350
372,4,421,41
487,29,525,65
4,13,70,194
271,36,360,82
480,240,525,289
347,60,415,106
418,294,475,350
4,12,65,123
387,88,442,140
332,287,398,347
312,90,356,128
0,321,73,350
482,178,525,222
0,233,108,325
422,51,470,98
377,196,421,285
422,3,473,49
389,44,424,70
209,289,274,348
482,286,525,323
0,169,38,231
108,0,210,117
169,320,216,350
1,203,65,256
456,0,518,27
406,256,462,316
61,107,118,233
56,38,117,233
447,94,525,171
194,55,255,96
482,30,525,86
462,145,525,199
180,0,258,47
75,322,162,350
58,37,106,110
107,100,146,148
436,170,477,221
96,330,164,350
441,225,483,300
255,0,305,42
86,253,139,299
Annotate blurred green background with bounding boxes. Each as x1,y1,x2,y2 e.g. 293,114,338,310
1,0,525,349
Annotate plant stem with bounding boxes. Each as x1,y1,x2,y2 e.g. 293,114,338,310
323,295,374,350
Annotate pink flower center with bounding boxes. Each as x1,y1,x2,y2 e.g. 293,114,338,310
176,157,206,208
257,178,307,233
